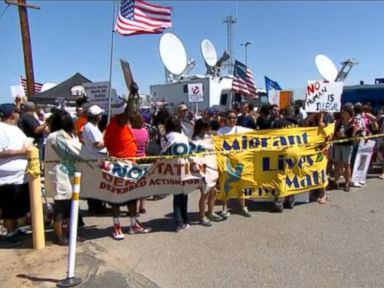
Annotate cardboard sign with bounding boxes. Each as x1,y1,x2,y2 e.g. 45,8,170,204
351,140,375,183
305,81,343,112
188,83,204,102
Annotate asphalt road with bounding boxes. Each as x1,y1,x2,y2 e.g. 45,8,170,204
79,173,384,288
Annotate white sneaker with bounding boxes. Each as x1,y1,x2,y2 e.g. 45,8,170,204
112,224,125,240
220,210,230,219
352,182,362,187
359,181,366,185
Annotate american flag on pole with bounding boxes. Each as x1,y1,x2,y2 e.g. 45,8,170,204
115,0,172,36
20,76,43,95
232,60,257,99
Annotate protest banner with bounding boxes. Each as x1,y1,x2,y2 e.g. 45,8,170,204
44,137,217,203
351,140,375,183
305,81,343,112
213,124,334,200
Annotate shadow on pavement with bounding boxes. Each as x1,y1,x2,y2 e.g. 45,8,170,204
17,274,60,285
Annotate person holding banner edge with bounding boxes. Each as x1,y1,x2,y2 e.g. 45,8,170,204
217,110,253,218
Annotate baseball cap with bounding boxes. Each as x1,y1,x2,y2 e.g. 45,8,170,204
178,104,188,111
0,103,17,118
87,105,105,116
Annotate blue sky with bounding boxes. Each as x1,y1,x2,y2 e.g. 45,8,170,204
0,1,383,104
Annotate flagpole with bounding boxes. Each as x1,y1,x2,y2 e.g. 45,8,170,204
107,0,117,122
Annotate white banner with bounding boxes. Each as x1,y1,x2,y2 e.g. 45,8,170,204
351,140,375,183
305,81,343,112
45,137,218,203
188,83,204,103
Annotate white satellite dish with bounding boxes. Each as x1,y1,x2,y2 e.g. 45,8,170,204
315,54,338,82
41,82,57,92
159,33,187,75
201,39,218,67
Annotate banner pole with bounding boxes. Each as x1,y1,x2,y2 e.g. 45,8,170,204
57,172,82,288
107,0,117,122
27,146,45,250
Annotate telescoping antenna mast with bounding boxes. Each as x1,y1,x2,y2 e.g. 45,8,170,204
335,59,358,82
223,15,236,75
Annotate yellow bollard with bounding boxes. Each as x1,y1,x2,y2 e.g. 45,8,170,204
27,146,45,250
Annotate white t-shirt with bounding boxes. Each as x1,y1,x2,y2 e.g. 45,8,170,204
0,122,28,185
82,122,107,154
217,125,253,136
161,131,189,153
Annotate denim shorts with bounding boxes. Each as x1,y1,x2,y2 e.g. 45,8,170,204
333,145,353,165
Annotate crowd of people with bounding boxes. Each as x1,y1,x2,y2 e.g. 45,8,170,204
1,96,384,247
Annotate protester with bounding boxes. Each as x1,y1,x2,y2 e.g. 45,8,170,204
256,104,272,130
217,110,253,218
82,105,108,215
177,103,194,138
332,105,360,192
161,116,191,232
192,118,223,227
129,111,149,215
270,105,299,210
304,111,334,204
236,102,257,129
104,104,151,240
19,101,49,162
74,100,90,144
45,109,88,245
0,103,31,247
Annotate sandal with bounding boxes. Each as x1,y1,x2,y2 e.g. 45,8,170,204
317,197,327,204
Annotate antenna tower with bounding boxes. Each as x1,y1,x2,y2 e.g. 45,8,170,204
223,15,236,75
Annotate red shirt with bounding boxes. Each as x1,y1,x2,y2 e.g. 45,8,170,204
104,115,137,158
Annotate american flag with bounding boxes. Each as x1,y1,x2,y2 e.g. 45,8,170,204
115,0,172,36
232,60,257,99
20,76,43,95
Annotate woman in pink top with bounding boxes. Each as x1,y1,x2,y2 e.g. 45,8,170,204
130,112,149,213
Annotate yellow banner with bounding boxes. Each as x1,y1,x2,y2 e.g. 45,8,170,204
213,124,334,200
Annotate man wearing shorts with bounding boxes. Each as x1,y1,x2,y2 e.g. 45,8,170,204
0,103,31,246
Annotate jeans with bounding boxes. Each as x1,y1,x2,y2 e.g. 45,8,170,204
173,194,188,227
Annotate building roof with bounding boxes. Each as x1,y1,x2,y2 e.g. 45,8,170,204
31,73,92,105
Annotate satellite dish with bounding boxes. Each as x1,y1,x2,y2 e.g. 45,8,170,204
315,54,338,82
201,39,218,67
159,33,187,76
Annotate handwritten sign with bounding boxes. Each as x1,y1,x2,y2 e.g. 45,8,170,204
83,81,119,111
188,83,204,103
305,81,343,112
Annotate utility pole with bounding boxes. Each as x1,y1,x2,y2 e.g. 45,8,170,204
5,0,40,98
